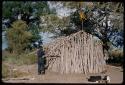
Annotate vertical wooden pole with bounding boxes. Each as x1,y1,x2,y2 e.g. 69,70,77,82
44,31,106,74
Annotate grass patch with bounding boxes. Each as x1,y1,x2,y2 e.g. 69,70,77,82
2,50,37,66
18,53,37,65
2,64,29,79
2,50,37,78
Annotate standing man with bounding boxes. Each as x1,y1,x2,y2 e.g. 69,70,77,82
37,46,45,75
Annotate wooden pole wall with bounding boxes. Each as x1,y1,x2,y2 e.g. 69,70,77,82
44,31,107,74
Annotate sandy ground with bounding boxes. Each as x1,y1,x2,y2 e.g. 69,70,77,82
2,64,123,84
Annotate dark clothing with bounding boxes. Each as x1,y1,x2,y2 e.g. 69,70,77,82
37,48,45,74
38,57,45,74
37,48,45,57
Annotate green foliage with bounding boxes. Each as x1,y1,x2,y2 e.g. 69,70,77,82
2,1,53,18
70,10,95,35
3,1,56,50
95,2,124,13
40,14,70,34
28,23,41,42
6,20,33,54
2,1,22,18
70,11,81,27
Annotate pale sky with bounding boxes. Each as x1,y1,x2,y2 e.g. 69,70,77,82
48,2,76,18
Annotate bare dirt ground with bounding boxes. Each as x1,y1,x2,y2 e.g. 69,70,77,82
2,64,123,84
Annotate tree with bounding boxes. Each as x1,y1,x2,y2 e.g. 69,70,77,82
28,23,41,43
40,14,71,35
2,1,56,31
6,20,33,54
46,2,123,60
2,1,57,49
69,2,123,57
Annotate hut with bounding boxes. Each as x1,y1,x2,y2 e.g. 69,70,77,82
44,30,108,74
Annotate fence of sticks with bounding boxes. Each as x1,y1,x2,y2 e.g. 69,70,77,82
43,31,107,74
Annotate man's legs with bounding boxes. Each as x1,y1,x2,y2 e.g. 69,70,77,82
38,62,42,75
38,57,42,75
41,58,45,74
38,57,45,75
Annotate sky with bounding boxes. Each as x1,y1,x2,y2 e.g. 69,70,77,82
39,32,54,45
48,2,76,18
2,32,8,50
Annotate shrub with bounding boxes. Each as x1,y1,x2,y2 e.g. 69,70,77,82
107,49,123,66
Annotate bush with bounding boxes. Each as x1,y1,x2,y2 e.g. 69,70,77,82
6,20,33,54
106,49,123,66
110,49,123,57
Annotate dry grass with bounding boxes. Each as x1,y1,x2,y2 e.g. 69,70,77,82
2,50,37,79
2,50,37,66
2,63,30,79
